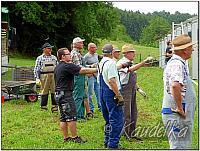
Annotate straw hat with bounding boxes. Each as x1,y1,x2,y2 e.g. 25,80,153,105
171,34,194,51
121,44,136,53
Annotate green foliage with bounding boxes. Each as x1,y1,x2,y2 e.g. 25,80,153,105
71,2,119,44
109,24,133,43
152,11,195,24
2,1,120,55
119,10,149,42
139,16,170,47
15,2,43,25
117,8,195,47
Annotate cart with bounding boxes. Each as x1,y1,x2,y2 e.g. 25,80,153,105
1,65,38,102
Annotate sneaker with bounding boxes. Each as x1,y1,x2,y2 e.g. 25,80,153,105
71,136,87,143
63,137,72,142
128,136,143,142
51,105,58,113
86,112,93,119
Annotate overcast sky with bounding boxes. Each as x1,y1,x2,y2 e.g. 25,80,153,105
113,2,198,15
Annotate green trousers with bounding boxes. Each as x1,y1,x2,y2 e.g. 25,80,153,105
73,74,86,119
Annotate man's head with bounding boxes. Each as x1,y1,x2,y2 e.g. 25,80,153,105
102,44,113,57
112,45,121,60
122,44,136,61
167,40,172,46
88,43,97,54
72,37,85,50
171,34,194,60
57,48,71,62
42,43,54,56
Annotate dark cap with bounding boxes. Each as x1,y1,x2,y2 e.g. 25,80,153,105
102,44,113,54
42,43,54,49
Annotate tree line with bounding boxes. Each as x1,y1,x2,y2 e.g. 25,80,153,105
1,1,195,56
119,9,195,47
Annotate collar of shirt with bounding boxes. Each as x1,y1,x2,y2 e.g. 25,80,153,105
171,54,186,64
42,54,52,57
72,48,81,53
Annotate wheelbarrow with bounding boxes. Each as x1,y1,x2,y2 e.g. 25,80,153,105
1,80,38,102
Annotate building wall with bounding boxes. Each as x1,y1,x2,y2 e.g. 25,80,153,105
159,16,198,80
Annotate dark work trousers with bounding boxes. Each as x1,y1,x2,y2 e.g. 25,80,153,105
41,93,57,107
121,71,137,138
99,61,124,149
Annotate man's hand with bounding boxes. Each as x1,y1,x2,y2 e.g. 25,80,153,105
36,78,41,86
121,61,133,68
115,94,124,106
171,107,186,119
144,57,154,63
137,88,147,98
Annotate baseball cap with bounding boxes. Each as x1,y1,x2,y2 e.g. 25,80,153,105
73,37,85,44
42,43,54,49
102,44,113,54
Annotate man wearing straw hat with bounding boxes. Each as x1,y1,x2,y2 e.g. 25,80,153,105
162,34,196,149
117,44,153,141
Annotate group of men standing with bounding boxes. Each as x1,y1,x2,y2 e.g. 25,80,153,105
33,34,196,149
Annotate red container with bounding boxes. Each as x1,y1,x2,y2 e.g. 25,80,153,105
1,96,5,104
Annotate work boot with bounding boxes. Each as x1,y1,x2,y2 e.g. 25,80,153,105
51,93,57,106
41,106,48,111
41,94,48,107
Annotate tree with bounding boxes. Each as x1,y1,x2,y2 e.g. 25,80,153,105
2,1,119,55
139,16,170,47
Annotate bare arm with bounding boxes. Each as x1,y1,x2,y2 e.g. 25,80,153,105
171,81,186,118
128,61,145,72
79,68,97,74
108,77,121,96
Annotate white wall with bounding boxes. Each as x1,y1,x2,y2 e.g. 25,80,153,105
1,56,8,74
191,19,198,80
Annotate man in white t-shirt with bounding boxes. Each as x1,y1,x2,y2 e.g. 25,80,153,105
98,44,124,149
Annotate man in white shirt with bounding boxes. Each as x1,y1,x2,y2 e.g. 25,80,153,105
162,34,196,149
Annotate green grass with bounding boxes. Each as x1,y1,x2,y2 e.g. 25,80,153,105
1,47,198,149
96,39,159,63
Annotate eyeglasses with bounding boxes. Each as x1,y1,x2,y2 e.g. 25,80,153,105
63,53,71,56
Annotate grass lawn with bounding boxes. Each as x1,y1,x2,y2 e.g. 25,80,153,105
1,49,199,149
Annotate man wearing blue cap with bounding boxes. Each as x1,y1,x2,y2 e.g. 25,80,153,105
98,44,124,149
34,42,58,112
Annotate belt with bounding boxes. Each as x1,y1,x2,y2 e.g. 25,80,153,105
161,108,173,114
40,71,54,74
162,103,186,114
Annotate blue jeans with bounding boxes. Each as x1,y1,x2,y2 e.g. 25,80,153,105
87,76,101,112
